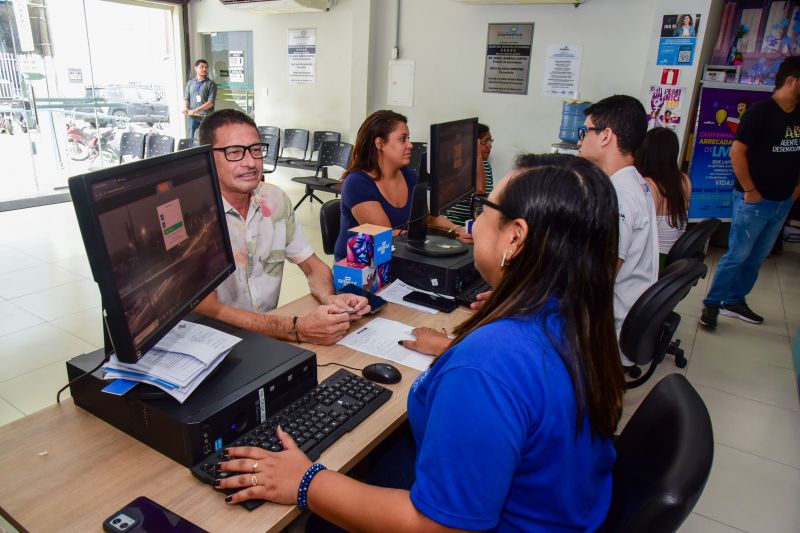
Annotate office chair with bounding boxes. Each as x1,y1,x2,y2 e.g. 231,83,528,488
291,141,353,210
278,128,310,164
259,133,281,177
177,138,198,151
319,199,341,255
118,131,145,163
601,373,714,533
257,125,280,138
663,218,721,273
144,134,175,159
408,142,427,176
620,258,707,388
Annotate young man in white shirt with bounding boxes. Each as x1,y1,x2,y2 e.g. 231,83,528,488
578,95,659,369
194,109,369,346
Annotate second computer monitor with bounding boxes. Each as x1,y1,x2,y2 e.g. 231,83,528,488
428,117,478,217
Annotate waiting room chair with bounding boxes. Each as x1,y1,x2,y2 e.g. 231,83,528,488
308,131,341,161
278,128,310,164
177,138,198,151
144,134,175,159
319,199,341,256
663,218,721,273
291,141,353,210
259,133,281,177
257,125,280,138
118,131,146,163
601,373,714,533
620,258,707,388
408,142,427,176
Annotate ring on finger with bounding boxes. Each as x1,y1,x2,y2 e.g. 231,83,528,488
251,474,258,487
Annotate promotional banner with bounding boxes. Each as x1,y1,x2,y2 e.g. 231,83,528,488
657,13,702,66
647,85,686,131
688,83,773,220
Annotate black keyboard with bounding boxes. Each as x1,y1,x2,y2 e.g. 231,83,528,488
455,279,491,308
191,368,392,510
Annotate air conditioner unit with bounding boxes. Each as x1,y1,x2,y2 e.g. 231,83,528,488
454,0,583,4
218,0,332,14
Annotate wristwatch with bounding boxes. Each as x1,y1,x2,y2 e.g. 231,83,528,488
289,316,301,343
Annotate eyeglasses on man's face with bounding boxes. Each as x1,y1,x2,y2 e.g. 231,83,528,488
213,142,269,162
577,126,604,142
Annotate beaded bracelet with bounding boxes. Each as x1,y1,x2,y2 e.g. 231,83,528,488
297,463,327,510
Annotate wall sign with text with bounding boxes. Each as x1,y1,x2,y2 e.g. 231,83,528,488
483,23,534,95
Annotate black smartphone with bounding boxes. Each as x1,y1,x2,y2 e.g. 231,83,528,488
403,290,458,312
103,496,208,533
337,284,388,315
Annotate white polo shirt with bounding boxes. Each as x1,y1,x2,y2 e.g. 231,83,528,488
611,166,659,363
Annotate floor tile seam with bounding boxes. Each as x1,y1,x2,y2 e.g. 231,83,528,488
688,381,800,413
0,358,69,386
0,394,26,417
690,512,750,533
714,441,800,473
0,320,47,341
695,321,791,341
688,342,795,369
1,277,85,301
48,321,103,350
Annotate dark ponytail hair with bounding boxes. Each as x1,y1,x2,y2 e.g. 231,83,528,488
634,127,688,229
344,110,407,182
451,153,624,439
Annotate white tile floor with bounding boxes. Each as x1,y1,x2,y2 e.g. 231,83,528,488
0,167,798,533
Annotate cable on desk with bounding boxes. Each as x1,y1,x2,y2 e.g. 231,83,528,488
56,354,109,403
317,362,362,373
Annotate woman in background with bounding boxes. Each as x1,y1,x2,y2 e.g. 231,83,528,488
444,123,494,227
635,127,691,270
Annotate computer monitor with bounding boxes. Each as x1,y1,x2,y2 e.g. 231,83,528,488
405,117,477,257
68,146,235,364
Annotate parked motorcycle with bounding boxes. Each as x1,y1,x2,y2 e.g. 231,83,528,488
66,120,119,164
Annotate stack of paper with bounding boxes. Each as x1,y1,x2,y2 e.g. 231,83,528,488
103,321,242,403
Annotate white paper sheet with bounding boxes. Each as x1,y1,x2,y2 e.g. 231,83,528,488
154,321,242,365
337,317,434,371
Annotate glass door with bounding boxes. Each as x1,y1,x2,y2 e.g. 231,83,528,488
200,31,255,118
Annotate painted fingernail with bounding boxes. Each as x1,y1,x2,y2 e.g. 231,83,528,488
213,479,221,486
224,496,232,503
215,463,223,472
397,341,403,345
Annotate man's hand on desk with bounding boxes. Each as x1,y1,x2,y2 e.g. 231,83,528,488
297,305,356,345
399,327,451,356
323,293,370,319
216,426,312,505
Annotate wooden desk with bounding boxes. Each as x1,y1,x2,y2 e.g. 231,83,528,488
0,296,471,532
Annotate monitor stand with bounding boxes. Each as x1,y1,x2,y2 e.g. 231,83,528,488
405,182,468,257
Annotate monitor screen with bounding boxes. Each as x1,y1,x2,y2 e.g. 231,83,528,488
69,147,235,363
428,118,478,216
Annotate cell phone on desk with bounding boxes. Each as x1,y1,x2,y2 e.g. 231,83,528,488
337,284,388,315
103,496,208,533
403,290,458,312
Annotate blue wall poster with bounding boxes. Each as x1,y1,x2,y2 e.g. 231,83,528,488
657,13,701,66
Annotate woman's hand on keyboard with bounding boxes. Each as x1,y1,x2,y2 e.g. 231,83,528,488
470,290,492,311
399,327,451,356
215,426,313,505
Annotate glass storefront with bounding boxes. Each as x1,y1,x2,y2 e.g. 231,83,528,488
0,0,184,203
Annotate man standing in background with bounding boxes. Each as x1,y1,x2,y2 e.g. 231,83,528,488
183,59,217,139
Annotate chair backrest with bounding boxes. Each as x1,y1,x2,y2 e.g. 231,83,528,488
602,373,714,533
315,141,353,176
258,125,280,138
620,259,707,367
259,133,281,175
145,134,175,159
319,198,341,255
408,142,427,176
664,218,721,270
118,131,145,163
311,131,341,158
281,128,310,159
177,138,198,151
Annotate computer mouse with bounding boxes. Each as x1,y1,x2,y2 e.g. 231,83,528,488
361,363,402,384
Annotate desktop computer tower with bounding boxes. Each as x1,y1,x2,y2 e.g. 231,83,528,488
67,319,317,467
391,236,479,296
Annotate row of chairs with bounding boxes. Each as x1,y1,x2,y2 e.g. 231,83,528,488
257,126,341,168
118,132,198,163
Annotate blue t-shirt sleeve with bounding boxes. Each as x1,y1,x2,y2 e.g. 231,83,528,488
342,172,381,210
410,366,531,530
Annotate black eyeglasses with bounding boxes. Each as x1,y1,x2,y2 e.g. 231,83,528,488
472,194,507,219
213,143,269,162
577,126,604,141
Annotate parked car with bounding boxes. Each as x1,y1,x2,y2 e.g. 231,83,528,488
75,85,169,127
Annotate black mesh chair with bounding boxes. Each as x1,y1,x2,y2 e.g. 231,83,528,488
319,199,341,255
144,134,175,159
408,142,427,176
620,258,708,388
118,131,146,163
278,128,310,164
258,125,280,138
663,218,721,273
259,133,281,177
291,141,353,210
177,138,198,151
601,373,714,533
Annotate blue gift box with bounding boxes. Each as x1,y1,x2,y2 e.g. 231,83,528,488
346,224,392,267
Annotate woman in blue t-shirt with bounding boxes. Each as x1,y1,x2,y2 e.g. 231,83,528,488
216,154,626,532
333,110,471,261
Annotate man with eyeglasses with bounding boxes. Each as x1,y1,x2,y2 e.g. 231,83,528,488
577,95,658,372
194,109,369,346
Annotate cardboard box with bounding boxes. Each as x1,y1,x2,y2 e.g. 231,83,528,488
346,224,392,267
333,260,374,292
